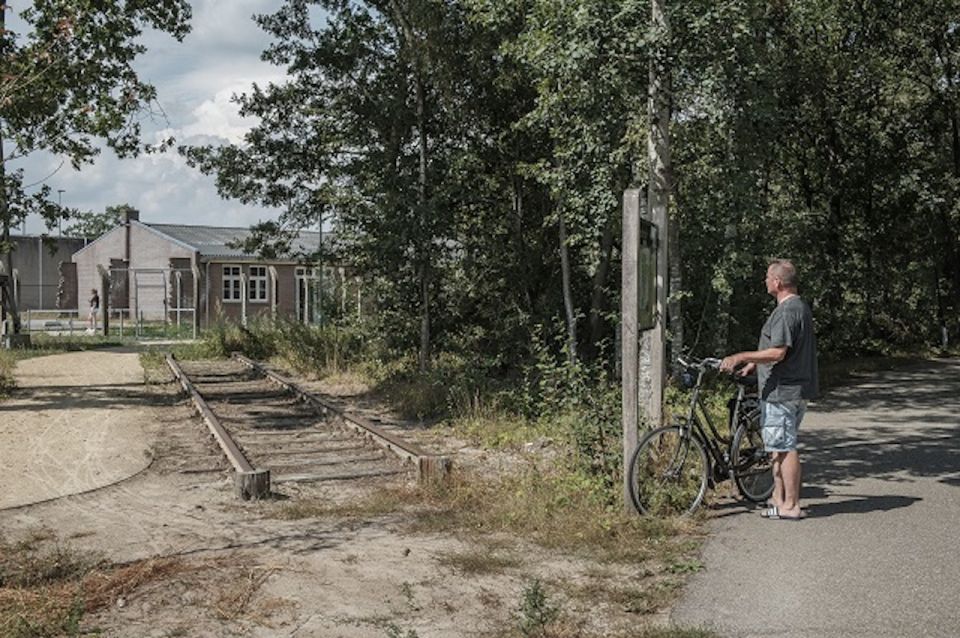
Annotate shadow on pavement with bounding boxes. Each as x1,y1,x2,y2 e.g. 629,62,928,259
802,358,960,487
805,494,922,518
814,358,960,419
804,426,960,486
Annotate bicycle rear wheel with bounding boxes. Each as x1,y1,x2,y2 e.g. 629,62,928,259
731,414,774,502
628,425,709,516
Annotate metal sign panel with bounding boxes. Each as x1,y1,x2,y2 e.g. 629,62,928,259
638,219,658,331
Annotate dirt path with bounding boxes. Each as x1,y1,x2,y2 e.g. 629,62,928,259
1,351,677,637
0,350,155,510
672,358,960,638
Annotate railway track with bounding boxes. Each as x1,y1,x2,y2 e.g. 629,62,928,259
166,354,450,499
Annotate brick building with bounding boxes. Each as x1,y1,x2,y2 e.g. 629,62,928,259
70,209,336,328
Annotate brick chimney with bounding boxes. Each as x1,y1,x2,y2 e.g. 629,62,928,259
124,209,139,262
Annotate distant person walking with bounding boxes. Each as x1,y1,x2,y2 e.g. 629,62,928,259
720,259,819,520
88,289,100,332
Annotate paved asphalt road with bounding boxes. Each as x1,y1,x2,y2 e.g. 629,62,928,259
671,358,960,638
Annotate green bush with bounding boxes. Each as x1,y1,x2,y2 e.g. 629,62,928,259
272,319,368,375
202,317,278,360
0,351,15,397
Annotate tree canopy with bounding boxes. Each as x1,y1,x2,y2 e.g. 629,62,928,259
1,0,191,249
184,0,960,364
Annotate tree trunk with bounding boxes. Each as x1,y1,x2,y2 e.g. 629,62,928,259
668,203,682,357
387,0,432,372
558,214,577,364
414,69,431,372
0,0,18,334
587,213,616,360
640,0,671,427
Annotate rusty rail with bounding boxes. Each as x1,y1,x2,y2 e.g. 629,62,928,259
231,353,452,481
165,354,270,499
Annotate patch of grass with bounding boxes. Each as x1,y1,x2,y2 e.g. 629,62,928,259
516,578,560,637
271,468,701,566
271,488,407,521
560,575,682,616
0,532,192,637
412,470,702,564
450,408,551,450
384,623,421,638
0,350,15,398
211,565,284,623
632,628,721,638
24,333,124,352
437,549,522,575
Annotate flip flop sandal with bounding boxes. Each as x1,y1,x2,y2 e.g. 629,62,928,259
761,506,780,518
774,512,807,521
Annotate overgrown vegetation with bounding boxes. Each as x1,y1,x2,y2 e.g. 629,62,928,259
0,350,14,397
0,532,189,637
178,0,960,380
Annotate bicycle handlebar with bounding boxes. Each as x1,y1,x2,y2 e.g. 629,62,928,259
676,354,722,370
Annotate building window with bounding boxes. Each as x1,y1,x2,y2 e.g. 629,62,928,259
249,266,268,303
222,265,242,302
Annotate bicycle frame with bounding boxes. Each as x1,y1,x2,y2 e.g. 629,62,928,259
628,355,771,515
680,365,729,471
678,362,758,480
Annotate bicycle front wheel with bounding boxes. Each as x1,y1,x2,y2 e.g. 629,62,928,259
731,417,774,503
628,425,709,516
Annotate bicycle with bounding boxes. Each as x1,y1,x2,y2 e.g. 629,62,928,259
627,355,774,516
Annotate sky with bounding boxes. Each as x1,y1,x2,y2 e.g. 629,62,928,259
13,0,297,235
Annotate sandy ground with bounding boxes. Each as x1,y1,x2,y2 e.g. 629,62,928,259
0,350,674,637
0,350,154,510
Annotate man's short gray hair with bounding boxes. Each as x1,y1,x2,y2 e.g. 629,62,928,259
769,259,799,288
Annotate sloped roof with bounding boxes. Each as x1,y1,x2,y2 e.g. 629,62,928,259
146,223,328,260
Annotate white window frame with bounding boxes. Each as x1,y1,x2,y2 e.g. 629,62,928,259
248,265,268,303
222,265,242,302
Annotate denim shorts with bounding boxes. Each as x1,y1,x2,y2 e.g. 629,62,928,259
760,400,807,452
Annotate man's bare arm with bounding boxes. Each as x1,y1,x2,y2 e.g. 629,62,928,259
719,346,788,373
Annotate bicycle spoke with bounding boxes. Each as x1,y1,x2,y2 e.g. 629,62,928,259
732,420,774,503
630,426,709,516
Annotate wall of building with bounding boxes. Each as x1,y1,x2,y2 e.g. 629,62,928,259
7,235,88,310
73,223,194,320
206,262,292,325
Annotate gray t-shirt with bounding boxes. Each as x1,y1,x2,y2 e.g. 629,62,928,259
757,296,819,401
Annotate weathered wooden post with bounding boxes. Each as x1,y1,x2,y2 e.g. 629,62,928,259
622,190,660,513
235,469,271,500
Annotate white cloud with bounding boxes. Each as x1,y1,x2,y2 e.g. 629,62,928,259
16,0,294,235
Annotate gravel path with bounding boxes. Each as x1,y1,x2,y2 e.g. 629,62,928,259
672,358,960,638
0,349,155,510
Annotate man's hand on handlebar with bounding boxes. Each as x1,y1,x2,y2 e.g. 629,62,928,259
720,355,755,376
736,362,756,377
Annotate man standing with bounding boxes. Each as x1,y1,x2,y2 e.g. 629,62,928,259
720,259,819,520
88,288,100,332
